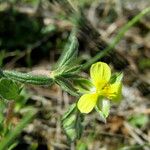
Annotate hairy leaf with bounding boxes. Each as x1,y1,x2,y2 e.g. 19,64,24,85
62,104,84,142
109,72,123,84
54,29,78,70
0,78,21,100
56,76,79,96
73,78,95,94
96,99,110,123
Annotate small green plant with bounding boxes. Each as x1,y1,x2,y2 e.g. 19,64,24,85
0,30,123,142
0,6,149,149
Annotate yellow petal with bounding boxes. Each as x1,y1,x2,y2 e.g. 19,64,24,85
77,93,98,113
90,62,111,89
103,82,122,102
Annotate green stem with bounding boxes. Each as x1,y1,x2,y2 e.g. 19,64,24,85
0,110,36,150
82,7,150,70
3,70,54,86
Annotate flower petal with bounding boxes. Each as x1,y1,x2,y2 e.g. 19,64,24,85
77,93,98,113
90,62,111,89
103,82,122,102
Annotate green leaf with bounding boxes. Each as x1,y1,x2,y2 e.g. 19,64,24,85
101,100,110,118
51,29,80,81
7,142,18,150
65,65,82,74
0,78,21,100
52,65,82,79
96,99,110,123
73,78,95,94
56,76,79,96
128,114,148,128
61,104,84,142
62,103,76,121
77,141,88,150
15,89,29,112
61,65,82,78
109,72,123,84
54,29,78,70
41,24,56,34
0,99,6,123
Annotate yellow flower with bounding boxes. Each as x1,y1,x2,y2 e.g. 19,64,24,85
77,62,122,114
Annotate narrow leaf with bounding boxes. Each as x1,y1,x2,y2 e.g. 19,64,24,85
109,72,123,84
56,77,79,96
62,103,76,121
54,29,78,69
73,78,95,94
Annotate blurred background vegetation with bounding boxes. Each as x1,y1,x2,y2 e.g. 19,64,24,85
0,0,150,150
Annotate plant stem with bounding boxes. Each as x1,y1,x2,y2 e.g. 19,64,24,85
3,70,54,86
82,7,150,70
4,100,15,126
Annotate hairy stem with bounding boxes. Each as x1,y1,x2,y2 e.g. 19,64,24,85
3,70,54,86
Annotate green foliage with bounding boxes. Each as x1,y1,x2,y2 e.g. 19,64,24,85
0,84,31,149
96,99,110,123
0,77,32,150
14,89,30,112
1,30,80,97
0,110,36,150
0,3,149,148
54,29,79,70
3,70,54,86
0,78,22,100
128,114,148,128
0,100,6,126
60,65,82,78
20,0,40,6
76,141,88,150
109,72,123,84
41,24,56,34
62,104,84,142
74,78,94,94
51,30,81,96
138,58,150,70
55,76,79,96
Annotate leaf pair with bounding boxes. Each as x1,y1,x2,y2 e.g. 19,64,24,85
52,29,80,96
62,104,84,142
